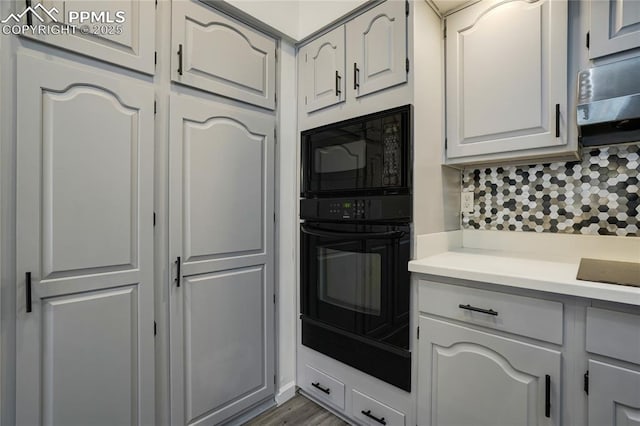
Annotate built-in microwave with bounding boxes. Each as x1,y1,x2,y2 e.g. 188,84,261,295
301,105,411,198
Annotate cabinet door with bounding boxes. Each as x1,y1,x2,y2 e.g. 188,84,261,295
347,0,407,99
445,0,568,160
171,0,276,110
590,0,640,59
418,316,561,426
169,94,275,426
299,26,346,113
21,0,155,74
589,360,640,426
16,53,155,426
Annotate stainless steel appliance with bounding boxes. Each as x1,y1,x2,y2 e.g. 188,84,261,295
300,106,412,391
577,56,640,146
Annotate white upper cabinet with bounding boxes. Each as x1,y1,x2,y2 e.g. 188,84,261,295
22,0,155,74
297,0,409,122
171,0,277,110
445,0,568,163
590,0,640,59
347,0,408,99
299,26,346,113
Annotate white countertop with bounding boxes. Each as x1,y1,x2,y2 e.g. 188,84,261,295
409,230,640,306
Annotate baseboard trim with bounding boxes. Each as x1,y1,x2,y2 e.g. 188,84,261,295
275,381,296,405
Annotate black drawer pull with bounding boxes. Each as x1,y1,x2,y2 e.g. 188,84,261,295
335,71,342,97
311,382,330,395
458,304,498,316
361,410,386,425
555,103,560,138
545,374,551,418
175,257,181,287
25,272,32,313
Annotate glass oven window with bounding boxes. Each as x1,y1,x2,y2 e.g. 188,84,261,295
317,247,382,315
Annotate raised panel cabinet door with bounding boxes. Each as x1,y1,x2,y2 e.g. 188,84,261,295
299,25,346,113
347,0,407,99
171,0,276,110
169,94,275,426
417,317,561,426
445,0,568,159
589,360,640,426
16,53,155,426
19,0,155,74
590,0,640,59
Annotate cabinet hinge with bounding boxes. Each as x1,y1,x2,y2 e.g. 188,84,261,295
444,23,447,39
405,0,409,16
274,127,277,144
274,375,277,385
275,91,277,106
155,0,157,7
305,95,308,105
445,138,448,150
584,370,589,395
417,326,420,339
153,212,156,227
274,213,276,223
406,58,410,73
154,321,157,336
154,51,157,66
586,31,590,49
154,100,157,115
275,48,278,61
273,294,276,304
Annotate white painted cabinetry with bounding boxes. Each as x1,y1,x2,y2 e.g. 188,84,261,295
15,52,155,425
23,0,156,73
590,0,640,59
171,0,277,110
586,307,640,426
299,26,346,113
169,94,275,426
347,0,408,99
417,282,561,426
298,0,408,117
445,0,571,164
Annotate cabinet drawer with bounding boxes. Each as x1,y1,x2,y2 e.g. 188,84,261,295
419,280,563,344
351,390,405,426
586,307,640,364
302,365,345,409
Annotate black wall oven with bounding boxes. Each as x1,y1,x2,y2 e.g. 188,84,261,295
300,106,412,392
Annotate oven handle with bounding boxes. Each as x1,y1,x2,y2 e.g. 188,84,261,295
301,225,405,240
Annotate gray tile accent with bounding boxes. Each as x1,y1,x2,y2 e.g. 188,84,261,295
461,144,640,237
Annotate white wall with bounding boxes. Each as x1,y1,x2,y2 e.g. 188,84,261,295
225,0,368,40
276,40,298,404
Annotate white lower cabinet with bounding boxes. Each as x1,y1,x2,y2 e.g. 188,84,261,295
15,52,155,425
417,316,561,426
352,389,406,426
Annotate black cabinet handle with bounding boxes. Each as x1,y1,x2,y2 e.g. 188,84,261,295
458,304,498,316
555,104,560,138
177,44,183,76
354,63,360,90
175,257,181,287
335,71,342,97
25,272,32,313
545,375,551,418
311,382,330,395
361,410,386,425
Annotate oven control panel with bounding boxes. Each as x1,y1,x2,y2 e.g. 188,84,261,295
300,195,412,222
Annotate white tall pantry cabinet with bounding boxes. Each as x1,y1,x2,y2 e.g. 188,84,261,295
6,0,279,425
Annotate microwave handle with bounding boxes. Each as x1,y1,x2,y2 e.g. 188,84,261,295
301,225,405,240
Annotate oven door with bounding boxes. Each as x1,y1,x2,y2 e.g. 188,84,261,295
300,222,410,351
301,106,409,196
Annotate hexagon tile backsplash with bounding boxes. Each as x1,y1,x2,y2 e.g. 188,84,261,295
461,143,640,237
